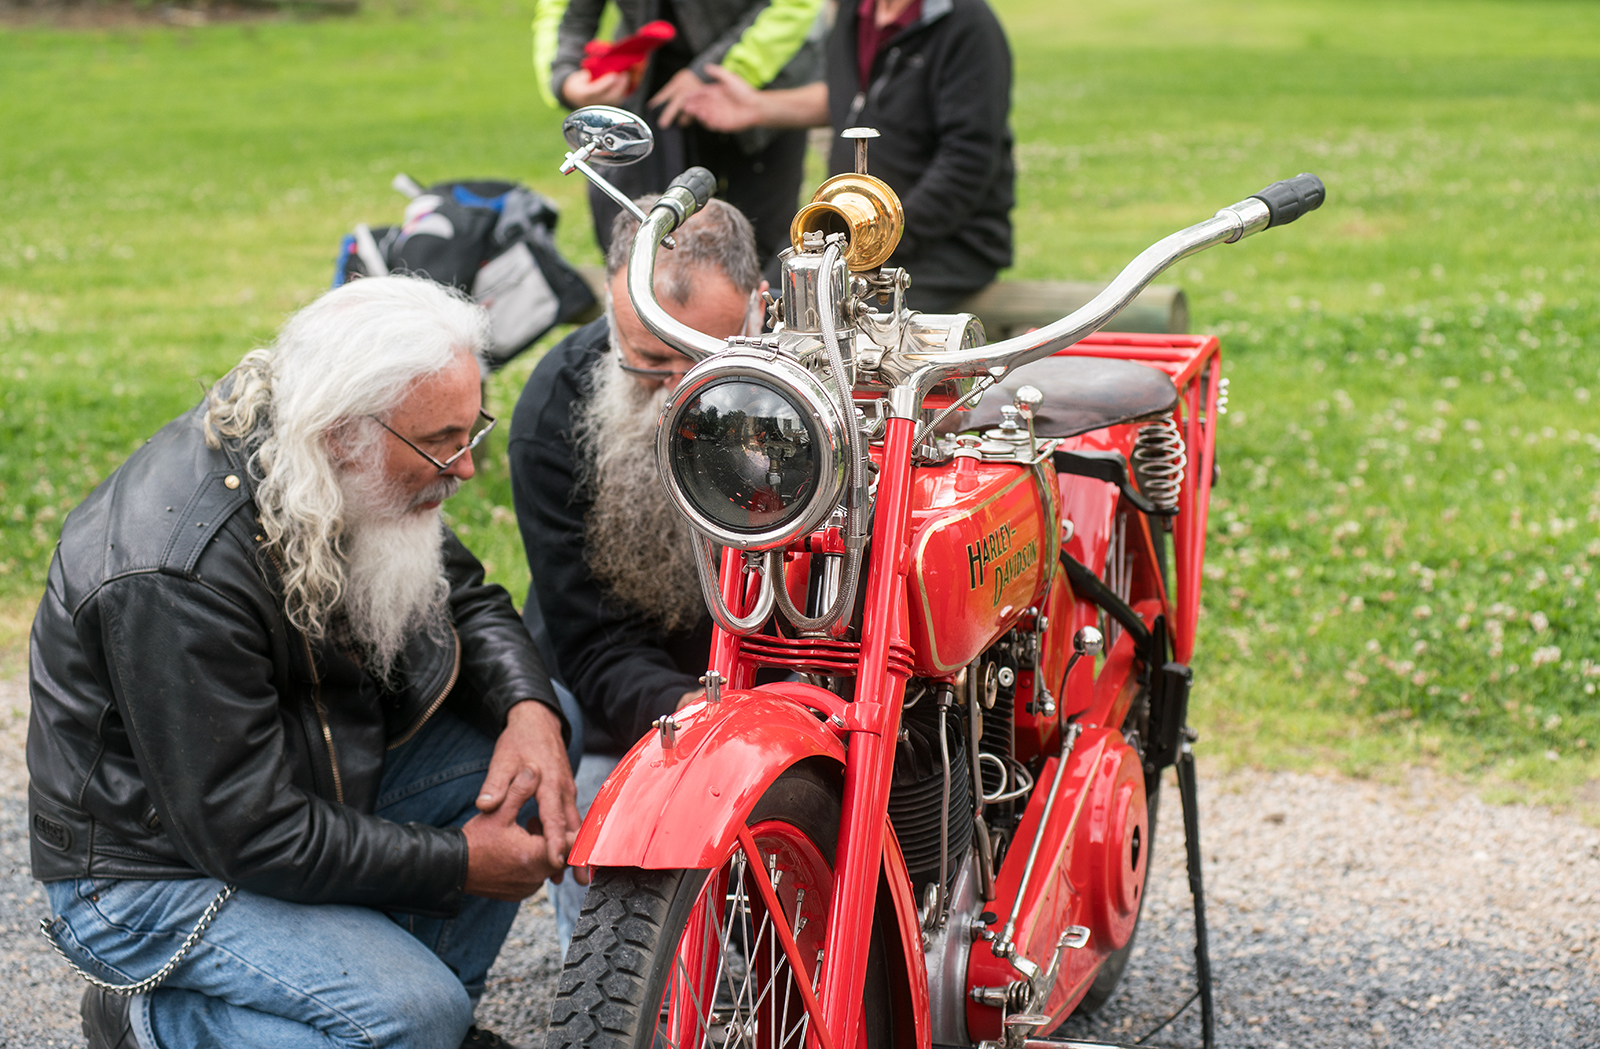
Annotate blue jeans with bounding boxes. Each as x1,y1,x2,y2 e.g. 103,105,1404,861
44,709,540,1049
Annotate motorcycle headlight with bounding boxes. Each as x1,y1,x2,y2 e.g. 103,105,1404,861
657,351,850,550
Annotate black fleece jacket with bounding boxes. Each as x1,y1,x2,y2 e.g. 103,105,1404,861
508,321,713,755
826,0,1015,295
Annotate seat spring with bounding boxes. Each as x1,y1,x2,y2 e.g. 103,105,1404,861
1132,417,1187,512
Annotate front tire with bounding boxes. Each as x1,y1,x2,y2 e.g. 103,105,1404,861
547,764,895,1049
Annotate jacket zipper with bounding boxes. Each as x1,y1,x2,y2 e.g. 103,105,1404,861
387,627,460,750
301,630,345,806
847,48,900,132
265,545,344,805
847,90,867,125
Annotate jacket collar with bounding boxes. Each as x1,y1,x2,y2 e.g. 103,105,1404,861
911,0,953,30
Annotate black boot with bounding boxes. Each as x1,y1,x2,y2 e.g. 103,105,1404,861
80,987,139,1049
460,1025,524,1049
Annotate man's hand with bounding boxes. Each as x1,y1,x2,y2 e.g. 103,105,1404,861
677,64,766,133
650,67,709,127
677,688,705,711
463,769,557,900
562,69,631,108
474,700,581,878
680,68,830,133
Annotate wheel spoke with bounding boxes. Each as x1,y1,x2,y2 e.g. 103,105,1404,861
649,814,837,1049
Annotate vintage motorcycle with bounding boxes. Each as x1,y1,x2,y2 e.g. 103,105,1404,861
547,106,1324,1049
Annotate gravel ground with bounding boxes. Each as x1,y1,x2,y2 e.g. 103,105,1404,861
4,672,1598,1048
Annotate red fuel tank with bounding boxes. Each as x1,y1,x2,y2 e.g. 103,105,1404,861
906,455,1057,675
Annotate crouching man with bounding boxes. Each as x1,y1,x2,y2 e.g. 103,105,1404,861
27,276,578,1049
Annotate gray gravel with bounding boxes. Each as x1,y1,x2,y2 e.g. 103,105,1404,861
4,673,1598,1048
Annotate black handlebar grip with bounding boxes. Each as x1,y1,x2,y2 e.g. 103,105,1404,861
668,166,717,211
1251,173,1326,228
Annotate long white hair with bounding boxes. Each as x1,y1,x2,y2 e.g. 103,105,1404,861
205,276,490,641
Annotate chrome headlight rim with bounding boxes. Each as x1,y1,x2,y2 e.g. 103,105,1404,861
656,350,850,551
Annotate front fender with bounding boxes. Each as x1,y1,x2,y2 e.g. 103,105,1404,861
571,684,847,869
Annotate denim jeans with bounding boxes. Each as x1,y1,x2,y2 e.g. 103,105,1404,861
44,708,540,1049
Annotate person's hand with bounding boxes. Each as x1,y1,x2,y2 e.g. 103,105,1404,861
650,67,709,127
678,64,766,133
562,68,631,108
474,700,581,878
677,688,705,711
463,769,557,900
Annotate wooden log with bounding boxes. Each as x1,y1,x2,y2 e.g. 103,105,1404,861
574,266,1187,336
958,281,1188,337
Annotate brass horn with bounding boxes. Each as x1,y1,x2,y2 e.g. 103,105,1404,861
789,173,905,272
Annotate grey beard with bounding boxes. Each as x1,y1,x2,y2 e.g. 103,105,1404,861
337,470,455,682
573,349,705,633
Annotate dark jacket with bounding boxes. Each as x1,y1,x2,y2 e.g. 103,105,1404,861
827,0,1015,295
26,406,563,918
507,320,711,755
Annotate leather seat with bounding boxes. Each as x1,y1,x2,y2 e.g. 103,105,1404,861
960,355,1178,438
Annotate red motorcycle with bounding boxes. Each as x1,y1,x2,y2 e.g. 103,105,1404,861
549,107,1324,1049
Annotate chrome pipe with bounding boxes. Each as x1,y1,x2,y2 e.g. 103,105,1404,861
994,722,1082,964
626,207,726,362
771,240,867,638
879,198,1271,403
968,667,997,901
693,536,774,635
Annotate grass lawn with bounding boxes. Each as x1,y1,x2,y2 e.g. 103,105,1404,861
2,0,1598,803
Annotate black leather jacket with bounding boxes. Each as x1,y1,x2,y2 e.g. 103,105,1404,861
26,406,563,918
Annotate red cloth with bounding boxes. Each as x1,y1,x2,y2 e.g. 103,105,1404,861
856,0,922,88
581,20,676,81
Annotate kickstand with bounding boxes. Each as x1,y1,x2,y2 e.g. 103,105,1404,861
1175,729,1215,1049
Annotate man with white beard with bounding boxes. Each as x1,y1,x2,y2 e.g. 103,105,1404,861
506,199,761,945
27,276,578,1049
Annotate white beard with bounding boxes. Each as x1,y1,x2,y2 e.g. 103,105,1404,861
574,348,706,633
337,469,456,682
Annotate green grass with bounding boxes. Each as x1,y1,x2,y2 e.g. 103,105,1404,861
3,0,1599,803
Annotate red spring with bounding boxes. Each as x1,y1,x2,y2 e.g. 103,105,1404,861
738,634,915,679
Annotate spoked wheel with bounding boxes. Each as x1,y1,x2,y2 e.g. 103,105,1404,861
548,765,894,1049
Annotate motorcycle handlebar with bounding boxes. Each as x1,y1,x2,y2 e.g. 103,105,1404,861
668,166,717,211
878,172,1326,402
626,167,727,362
1252,173,1326,228
626,171,1327,382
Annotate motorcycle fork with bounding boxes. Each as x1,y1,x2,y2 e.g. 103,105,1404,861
701,417,920,1049
817,415,916,1049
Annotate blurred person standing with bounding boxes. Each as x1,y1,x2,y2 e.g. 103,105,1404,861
533,0,826,274
679,0,1015,311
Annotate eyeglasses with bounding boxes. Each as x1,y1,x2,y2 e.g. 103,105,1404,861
617,360,694,382
606,288,764,383
369,408,497,473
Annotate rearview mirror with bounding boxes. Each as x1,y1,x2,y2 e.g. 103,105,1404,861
562,106,653,165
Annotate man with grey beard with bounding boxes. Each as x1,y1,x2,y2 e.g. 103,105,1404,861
28,276,577,1049
507,198,762,945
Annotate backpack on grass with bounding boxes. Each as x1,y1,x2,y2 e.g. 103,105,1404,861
334,175,598,369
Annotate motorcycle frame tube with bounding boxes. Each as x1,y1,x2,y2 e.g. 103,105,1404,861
1172,348,1221,663
1043,334,1221,666
816,415,917,1049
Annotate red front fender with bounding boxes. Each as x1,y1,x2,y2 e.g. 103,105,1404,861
571,684,848,869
